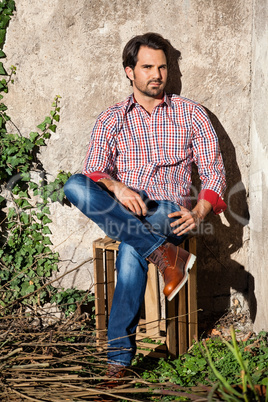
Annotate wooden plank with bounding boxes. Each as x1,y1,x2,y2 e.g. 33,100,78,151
95,236,120,250
93,244,106,347
103,237,114,245
174,240,187,354
106,249,115,317
136,331,166,342
178,284,187,354
93,237,108,248
136,341,167,358
166,297,177,358
143,263,160,338
188,237,198,347
103,242,120,250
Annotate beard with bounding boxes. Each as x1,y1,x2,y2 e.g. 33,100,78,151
133,76,166,98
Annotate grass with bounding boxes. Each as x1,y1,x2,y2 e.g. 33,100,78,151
130,328,268,401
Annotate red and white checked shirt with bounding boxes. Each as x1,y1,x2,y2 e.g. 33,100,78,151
83,93,227,214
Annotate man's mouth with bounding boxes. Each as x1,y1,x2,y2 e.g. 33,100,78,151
149,81,162,86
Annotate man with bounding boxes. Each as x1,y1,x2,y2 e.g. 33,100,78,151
64,32,226,377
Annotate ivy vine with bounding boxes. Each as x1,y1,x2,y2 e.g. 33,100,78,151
0,1,94,317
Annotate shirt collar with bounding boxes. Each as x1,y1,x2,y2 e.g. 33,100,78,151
126,94,136,112
126,92,171,113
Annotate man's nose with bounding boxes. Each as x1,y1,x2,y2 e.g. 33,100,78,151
152,68,161,79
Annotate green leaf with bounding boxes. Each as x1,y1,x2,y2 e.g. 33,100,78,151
7,207,16,219
43,236,52,245
35,138,45,146
0,29,6,46
0,15,11,29
50,192,59,202
37,122,46,131
29,182,38,190
21,199,32,209
20,172,30,182
6,0,16,13
0,81,7,91
0,62,7,75
43,132,51,139
21,281,35,296
48,124,57,133
29,131,39,142
42,216,52,224
0,102,8,111
261,377,268,386
20,213,29,224
44,116,52,124
0,50,6,58
42,206,51,214
42,226,52,235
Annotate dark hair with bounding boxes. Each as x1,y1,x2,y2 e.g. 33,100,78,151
122,32,170,71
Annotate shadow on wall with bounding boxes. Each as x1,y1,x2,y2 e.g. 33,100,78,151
167,41,256,334
165,42,182,95
197,111,255,333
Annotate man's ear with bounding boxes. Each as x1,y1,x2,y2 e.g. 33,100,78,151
125,66,134,81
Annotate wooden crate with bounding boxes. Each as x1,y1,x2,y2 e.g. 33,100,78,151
93,236,198,358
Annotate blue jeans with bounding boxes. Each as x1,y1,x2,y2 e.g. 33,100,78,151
64,174,186,366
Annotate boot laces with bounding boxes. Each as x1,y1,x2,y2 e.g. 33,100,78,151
158,258,168,275
152,247,170,276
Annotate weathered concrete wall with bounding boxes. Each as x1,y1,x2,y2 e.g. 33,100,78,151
249,0,268,332
3,0,265,331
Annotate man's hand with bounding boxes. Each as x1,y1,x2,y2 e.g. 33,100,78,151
168,199,212,236
98,179,147,216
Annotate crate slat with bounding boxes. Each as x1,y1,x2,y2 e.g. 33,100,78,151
93,246,106,346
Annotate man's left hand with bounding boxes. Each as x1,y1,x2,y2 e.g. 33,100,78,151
168,199,212,236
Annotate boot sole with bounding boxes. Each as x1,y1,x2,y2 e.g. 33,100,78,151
167,253,196,301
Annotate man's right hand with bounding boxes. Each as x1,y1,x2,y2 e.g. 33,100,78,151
98,179,147,216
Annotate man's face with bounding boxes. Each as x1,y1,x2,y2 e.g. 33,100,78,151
126,46,168,99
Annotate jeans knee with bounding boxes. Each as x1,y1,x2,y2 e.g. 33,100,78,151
64,174,86,204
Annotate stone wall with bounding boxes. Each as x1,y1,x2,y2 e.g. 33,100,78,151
3,0,267,331
249,0,268,332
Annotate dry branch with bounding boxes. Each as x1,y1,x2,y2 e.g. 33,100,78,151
0,312,211,402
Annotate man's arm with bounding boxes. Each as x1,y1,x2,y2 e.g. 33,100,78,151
82,110,117,179
168,104,227,236
191,105,227,214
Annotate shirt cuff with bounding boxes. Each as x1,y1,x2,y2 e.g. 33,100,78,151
83,171,112,182
198,189,227,215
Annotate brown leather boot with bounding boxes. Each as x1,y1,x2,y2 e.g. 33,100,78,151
106,363,126,379
96,364,127,393
101,363,127,389
147,242,196,301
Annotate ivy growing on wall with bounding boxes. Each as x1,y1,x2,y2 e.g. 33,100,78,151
0,1,94,317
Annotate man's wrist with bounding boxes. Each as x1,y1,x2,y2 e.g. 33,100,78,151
193,199,212,221
198,189,227,215
98,177,116,191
